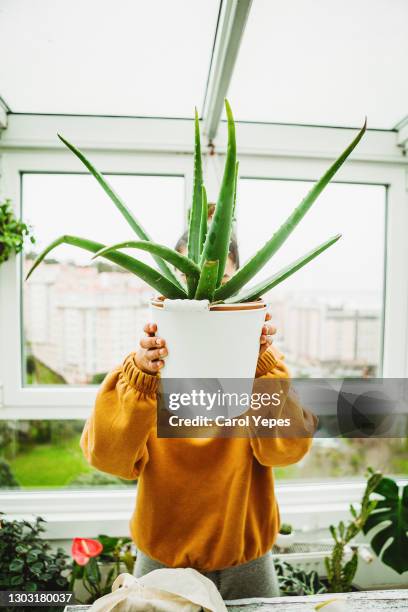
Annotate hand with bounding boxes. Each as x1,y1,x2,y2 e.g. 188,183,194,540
135,313,276,374
259,311,276,355
135,323,167,375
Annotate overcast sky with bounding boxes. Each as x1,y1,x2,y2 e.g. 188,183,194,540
23,173,186,263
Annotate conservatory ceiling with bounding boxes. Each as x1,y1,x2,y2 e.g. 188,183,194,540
0,0,408,131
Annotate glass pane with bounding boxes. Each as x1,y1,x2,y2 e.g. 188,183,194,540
227,0,408,128
236,179,386,377
23,173,185,385
275,438,408,482
1,421,406,489
0,420,134,489
0,0,220,116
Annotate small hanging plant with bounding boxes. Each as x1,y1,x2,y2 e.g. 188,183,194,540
0,199,35,265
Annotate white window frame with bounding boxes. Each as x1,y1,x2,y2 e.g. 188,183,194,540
1,117,407,419
0,115,407,520
0,115,195,418
2,479,407,540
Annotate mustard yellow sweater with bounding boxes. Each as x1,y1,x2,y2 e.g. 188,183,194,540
81,347,316,571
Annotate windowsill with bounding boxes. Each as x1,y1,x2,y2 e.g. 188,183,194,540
3,479,406,540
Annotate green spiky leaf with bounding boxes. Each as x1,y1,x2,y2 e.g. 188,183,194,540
25,235,187,299
195,260,219,301
232,161,239,220
57,134,181,288
92,239,200,279
187,108,203,265
224,234,341,303
199,185,208,255
200,99,236,286
215,120,367,301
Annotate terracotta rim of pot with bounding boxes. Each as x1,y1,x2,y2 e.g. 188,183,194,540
151,296,266,312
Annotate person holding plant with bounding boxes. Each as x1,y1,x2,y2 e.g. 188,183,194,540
25,100,364,600
80,237,317,600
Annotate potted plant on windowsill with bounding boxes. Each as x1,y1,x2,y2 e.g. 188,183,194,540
275,522,296,550
25,101,366,380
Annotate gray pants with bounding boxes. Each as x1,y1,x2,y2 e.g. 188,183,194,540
133,549,280,600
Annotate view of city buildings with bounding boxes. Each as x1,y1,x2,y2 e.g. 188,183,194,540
23,259,382,384
268,292,381,377
23,259,154,384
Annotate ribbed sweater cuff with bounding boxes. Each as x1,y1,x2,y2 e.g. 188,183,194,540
122,348,280,389
121,352,160,395
255,348,279,377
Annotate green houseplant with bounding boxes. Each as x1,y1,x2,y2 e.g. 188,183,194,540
0,199,35,266
71,536,136,604
363,472,408,575
274,559,327,596
25,101,366,380
0,515,69,606
275,522,295,550
325,468,383,592
25,101,365,302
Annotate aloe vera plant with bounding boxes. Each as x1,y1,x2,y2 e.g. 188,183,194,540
26,101,366,304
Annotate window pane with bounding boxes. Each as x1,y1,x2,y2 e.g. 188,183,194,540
275,438,408,482
1,421,406,489
0,0,220,116
227,0,408,128
23,173,185,385
236,179,386,377
0,420,133,489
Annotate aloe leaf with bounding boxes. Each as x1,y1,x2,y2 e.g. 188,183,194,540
25,234,187,299
195,260,219,301
200,99,237,286
224,234,341,303
215,120,367,301
92,239,200,279
187,108,203,265
232,161,239,220
199,185,208,255
57,134,181,288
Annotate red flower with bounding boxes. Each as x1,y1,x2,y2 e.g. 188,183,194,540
72,538,103,566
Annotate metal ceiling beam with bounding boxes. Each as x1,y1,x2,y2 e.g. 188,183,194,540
203,0,252,143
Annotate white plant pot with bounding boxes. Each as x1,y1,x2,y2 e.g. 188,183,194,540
151,298,267,419
151,297,266,379
275,532,295,550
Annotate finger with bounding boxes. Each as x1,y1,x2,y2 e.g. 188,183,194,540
143,322,157,336
262,324,277,336
260,334,274,345
140,336,166,349
146,347,168,361
148,359,165,371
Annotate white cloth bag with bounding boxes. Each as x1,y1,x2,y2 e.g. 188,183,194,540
89,570,228,612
